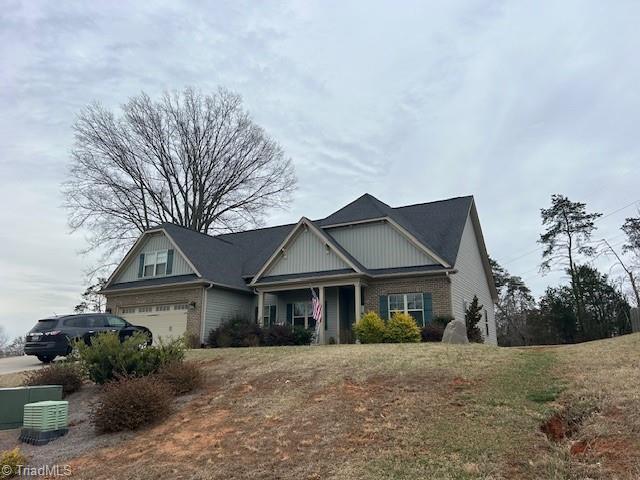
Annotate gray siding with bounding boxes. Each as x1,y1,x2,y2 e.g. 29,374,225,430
328,221,437,269
203,287,255,340
115,233,194,283
265,228,350,276
450,215,497,345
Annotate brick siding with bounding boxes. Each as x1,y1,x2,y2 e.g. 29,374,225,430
105,287,203,340
364,275,452,318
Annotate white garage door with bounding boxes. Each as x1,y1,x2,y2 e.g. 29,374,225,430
121,304,188,344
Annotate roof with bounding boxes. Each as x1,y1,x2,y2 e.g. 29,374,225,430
106,194,482,292
102,274,203,293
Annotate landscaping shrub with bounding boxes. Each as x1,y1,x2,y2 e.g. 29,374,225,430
292,326,314,345
261,325,296,346
433,315,454,328
76,332,185,384
91,375,172,433
465,295,484,343
23,362,84,397
421,322,445,342
353,312,386,344
1,447,26,478
384,312,421,343
157,361,203,395
208,315,261,348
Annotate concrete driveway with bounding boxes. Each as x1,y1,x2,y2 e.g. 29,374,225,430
0,355,53,375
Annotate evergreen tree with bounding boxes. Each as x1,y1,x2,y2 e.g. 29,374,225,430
465,295,484,343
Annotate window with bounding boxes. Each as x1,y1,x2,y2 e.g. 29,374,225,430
174,304,189,310
388,293,425,326
293,302,314,329
138,306,153,313
64,317,88,328
143,250,168,277
121,307,136,314
107,316,127,327
156,305,171,312
263,305,277,327
484,310,489,337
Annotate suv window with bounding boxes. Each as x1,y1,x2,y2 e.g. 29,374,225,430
32,319,60,332
107,316,127,328
87,316,108,328
63,317,88,328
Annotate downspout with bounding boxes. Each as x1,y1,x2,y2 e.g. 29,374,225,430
201,282,215,346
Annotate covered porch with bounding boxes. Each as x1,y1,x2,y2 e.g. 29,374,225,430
255,279,366,345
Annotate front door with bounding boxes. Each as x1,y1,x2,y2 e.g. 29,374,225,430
338,286,355,344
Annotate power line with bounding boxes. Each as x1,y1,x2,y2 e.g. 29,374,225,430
502,198,640,266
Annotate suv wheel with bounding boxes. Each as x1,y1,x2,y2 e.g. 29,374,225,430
36,355,55,364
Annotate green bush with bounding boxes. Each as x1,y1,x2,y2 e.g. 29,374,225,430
291,326,314,345
91,375,172,433
75,332,185,384
23,362,84,397
157,361,203,396
384,312,421,343
353,312,386,344
433,315,454,327
1,447,26,478
421,323,445,342
465,296,484,343
261,325,296,346
208,315,261,348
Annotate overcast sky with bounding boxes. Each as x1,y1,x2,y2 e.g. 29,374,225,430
1,1,639,338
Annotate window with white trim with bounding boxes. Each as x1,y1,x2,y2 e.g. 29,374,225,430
293,302,315,329
388,293,425,326
138,306,153,313
143,250,168,277
263,305,277,327
156,305,171,312
173,304,189,310
121,307,136,314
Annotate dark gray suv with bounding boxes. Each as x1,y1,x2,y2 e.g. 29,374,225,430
24,313,152,363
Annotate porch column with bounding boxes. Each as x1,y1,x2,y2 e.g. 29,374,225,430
319,286,326,344
257,290,264,327
354,281,361,323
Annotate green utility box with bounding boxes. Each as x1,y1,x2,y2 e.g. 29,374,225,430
0,386,63,430
20,401,69,446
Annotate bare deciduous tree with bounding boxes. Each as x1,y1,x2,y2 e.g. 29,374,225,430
64,87,296,267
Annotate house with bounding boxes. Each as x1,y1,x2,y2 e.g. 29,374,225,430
100,194,498,345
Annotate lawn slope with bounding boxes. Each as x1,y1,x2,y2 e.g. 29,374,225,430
62,334,640,479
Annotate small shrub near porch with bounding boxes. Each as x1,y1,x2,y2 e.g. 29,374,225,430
384,312,421,343
353,312,386,343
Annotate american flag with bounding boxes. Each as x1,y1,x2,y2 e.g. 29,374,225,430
311,288,323,324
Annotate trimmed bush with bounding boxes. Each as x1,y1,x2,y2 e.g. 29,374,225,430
261,325,296,346
465,296,484,343
23,362,84,397
1,447,26,478
292,326,314,345
76,332,185,384
384,312,421,343
421,323,445,342
354,312,386,344
91,375,172,433
208,315,261,348
157,361,203,395
433,315,454,328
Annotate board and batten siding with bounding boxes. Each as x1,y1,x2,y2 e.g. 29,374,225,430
328,221,437,269
450,215,497,345
114,233,195,283
264,228,350,277
203,287,256,340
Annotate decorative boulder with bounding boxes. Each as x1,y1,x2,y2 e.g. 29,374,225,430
441,320,469,344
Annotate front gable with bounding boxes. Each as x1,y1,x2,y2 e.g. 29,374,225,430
112,232,196,284
327,220,439,269
264,227,352,277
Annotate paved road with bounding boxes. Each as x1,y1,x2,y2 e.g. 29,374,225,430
0,355,53,375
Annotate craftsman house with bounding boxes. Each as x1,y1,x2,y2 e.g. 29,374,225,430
101,194,498,345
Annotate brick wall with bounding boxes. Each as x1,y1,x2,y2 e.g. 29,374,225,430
105,287,204,340
364,275,452,318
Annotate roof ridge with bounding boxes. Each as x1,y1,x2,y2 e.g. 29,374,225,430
393,195,474,210
160,223,238,246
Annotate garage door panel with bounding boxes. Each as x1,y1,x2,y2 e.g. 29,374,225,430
121,307,187,344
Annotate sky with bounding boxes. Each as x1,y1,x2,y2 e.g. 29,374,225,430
1,0,639,338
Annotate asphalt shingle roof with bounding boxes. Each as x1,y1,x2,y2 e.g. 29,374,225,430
119,194,474,291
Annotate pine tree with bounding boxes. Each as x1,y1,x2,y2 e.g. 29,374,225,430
465,295,484,343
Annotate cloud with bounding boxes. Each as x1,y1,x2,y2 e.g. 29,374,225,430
1,0,640,336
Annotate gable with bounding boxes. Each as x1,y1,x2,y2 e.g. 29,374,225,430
328,220,438,269
113,232,195,284
264,227,352,277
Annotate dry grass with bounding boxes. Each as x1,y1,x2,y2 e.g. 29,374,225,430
0,372,27,387
34,335,640,479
